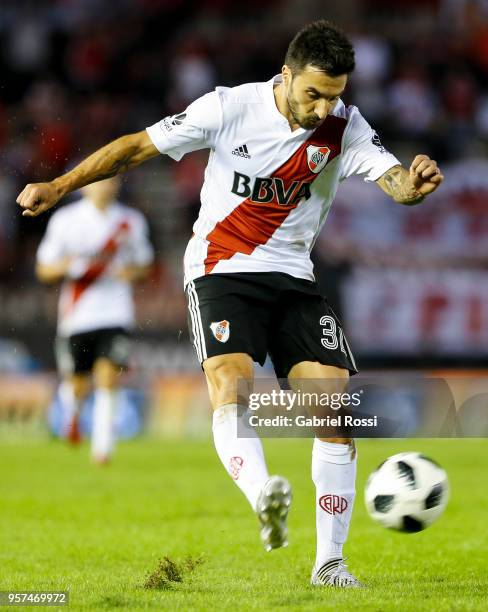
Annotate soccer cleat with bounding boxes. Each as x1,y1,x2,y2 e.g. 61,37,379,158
92,454,111,466
311,558,365,588
67,414,82,445
255,476,292,552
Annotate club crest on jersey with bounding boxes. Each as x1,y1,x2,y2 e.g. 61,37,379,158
306,145,331,174
210,320,230,343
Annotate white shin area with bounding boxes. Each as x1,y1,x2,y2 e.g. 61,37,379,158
212,403,269,510
312,438,357,568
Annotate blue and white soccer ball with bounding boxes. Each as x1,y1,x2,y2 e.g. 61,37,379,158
364,452,449,533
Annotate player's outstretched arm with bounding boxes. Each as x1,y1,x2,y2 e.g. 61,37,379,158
376,155,444,205
16,131,159,217
36,258,73,284
115,264,152,283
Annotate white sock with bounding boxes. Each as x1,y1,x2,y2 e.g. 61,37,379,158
312,438,357,569
91,388,117,461
59,381,82,435
212,403,269,510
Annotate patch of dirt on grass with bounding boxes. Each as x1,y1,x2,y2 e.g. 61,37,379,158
143,555,205,590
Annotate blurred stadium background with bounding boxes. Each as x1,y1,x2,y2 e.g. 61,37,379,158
1,0,487,436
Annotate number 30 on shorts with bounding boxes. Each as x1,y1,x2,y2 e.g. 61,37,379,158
319,315,346,354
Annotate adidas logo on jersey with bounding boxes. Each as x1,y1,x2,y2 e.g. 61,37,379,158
231,144,251,159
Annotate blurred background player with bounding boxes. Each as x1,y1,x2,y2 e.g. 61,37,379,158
35,177,154,464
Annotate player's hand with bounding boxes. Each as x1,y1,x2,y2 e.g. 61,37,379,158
16,182,61,217
114,266,132,282
409,155,444,196
113,264,151,283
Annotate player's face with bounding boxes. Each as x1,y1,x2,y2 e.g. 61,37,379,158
83,176,121,205
283,65,347,130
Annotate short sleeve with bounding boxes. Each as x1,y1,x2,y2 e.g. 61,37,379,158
146,90,222,161
340,108,400,182
36,212,67,264
128,212,154,266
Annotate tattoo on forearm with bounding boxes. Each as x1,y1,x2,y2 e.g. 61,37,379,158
380,166,424,204
90,152,135,183
54,134,153,196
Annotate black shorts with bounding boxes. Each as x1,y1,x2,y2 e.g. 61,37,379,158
55,327,132,375
185,272,357,379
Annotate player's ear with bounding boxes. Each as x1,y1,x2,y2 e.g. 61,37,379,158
282,65,292,87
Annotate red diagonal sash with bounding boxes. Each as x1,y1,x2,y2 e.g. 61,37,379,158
66,219,130,312
204,115,347,273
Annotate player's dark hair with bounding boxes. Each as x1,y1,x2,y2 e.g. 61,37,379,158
285,20,355,77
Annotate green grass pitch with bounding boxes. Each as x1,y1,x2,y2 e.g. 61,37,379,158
1,437,487,610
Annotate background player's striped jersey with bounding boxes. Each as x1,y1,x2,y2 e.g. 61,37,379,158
147,75,399,285
36,199,154,337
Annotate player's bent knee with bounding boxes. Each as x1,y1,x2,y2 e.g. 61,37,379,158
288,361,349,381
70,374,90,399
93,358,121,390
288,362,349,393
203,353,253,381
203,353,253,409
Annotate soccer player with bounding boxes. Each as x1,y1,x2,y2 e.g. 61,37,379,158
17,21,443,585
35,177,154,464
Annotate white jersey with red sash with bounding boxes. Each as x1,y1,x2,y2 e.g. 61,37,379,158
36,199,154,336
147,75,399,286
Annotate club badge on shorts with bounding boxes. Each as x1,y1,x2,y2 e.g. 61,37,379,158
210,320,230,343
306,144,331,174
